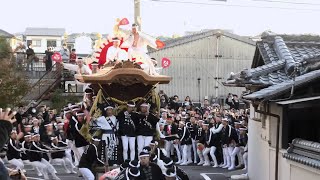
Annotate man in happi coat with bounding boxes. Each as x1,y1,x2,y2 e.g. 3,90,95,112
96,106,119,165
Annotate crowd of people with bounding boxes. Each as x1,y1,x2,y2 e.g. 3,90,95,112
13,42,78,72
0,88,249,180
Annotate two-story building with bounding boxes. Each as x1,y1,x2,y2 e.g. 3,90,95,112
25,28,65,53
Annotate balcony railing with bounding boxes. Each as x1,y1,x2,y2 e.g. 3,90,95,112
12,52,86,95
13,52,57,72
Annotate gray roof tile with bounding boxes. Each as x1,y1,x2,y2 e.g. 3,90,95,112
244,69,320,100
283,153,320,170
283,139,320,170
225,34,320,100
25,28,65,36
149,29,255,53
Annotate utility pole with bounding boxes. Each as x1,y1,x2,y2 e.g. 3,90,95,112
134,0,141,31
215,32,222,99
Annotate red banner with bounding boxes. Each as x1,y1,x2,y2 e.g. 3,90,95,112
52,52,62,63
161,57,171,68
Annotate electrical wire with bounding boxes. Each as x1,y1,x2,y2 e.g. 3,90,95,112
193,56,231,92
147,0,320,12
251,0,320,6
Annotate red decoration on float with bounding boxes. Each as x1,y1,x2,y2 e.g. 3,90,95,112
156,39,165,49
94,38,128,69
52,52,62,63
119,18,129,26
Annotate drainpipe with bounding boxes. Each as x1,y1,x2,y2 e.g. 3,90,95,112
254,104,280,180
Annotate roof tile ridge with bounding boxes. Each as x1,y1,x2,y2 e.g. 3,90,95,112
274,36,296,76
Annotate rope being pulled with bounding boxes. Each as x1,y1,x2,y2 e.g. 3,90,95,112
21,147,69,153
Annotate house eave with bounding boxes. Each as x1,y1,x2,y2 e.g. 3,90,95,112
25,34,64,37
222,83,246,87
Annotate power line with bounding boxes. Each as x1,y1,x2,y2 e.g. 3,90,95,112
147,0,320,12
251,0,320,6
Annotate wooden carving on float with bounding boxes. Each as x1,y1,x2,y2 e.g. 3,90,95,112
76,61,171,87
113,61,142,70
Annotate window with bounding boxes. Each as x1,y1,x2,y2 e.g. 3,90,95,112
27,40,32,46
282,105,320,149
47,40,57,47
32,40,41,47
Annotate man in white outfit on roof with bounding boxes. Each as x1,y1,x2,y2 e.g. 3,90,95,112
118,23,159,75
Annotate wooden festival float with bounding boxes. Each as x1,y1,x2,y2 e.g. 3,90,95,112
75,61,172,114
74,18,172,178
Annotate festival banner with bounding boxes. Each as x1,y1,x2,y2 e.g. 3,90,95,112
52,52,62,63
161,57,171,68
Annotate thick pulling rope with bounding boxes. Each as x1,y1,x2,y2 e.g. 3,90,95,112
22,147,69,153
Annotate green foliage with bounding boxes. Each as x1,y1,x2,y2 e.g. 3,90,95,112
51,89,81,110
0,38,30,107
0,37,11,60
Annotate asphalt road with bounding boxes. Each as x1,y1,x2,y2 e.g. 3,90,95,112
24,164,246,180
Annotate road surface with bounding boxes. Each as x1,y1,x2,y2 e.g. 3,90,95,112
24,164,246,180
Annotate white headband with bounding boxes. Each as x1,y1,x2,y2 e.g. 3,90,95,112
129,161,140,168
163,160,173,166
140,103,149,107
129,169,140,177
104,106,114,110
92,137,101,142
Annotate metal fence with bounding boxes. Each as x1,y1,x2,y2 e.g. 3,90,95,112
13,52,58,72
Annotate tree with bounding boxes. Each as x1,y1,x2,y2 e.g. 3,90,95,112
51,89,81,110
0,37,11,59
0,37,30,107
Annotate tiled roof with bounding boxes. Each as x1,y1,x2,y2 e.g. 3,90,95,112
283,138,320,170
149,29,255,53
0,29,14,38
224,32,320,101
25,28,65,36
283,153,320,169
243,69,320,100
66,33,109,43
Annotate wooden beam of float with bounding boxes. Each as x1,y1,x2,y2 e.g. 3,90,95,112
75,61,172,86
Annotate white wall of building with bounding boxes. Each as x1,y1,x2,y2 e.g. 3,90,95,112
26,35,63,53
248,105,270,180
149,34,255,100
248,103,320,180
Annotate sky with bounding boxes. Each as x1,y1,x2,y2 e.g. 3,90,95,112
1,0,320,37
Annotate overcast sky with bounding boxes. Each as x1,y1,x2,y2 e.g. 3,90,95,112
1,0,320,37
